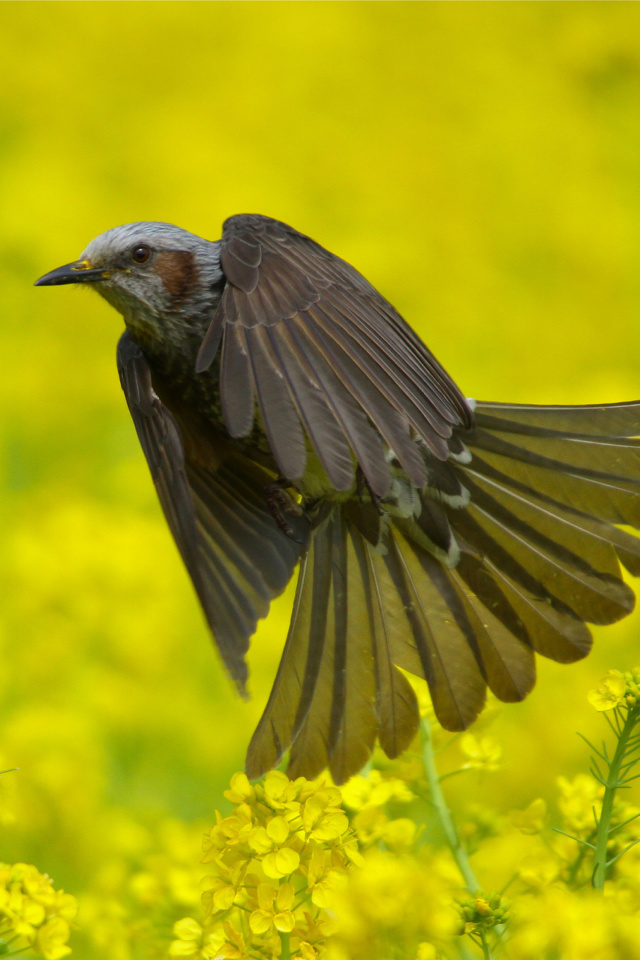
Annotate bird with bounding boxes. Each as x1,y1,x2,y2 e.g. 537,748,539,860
35,214,640,784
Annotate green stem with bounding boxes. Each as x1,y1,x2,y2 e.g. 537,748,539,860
279,931,290,960
592,708,639,889
422,719,480,893
422,720,495,960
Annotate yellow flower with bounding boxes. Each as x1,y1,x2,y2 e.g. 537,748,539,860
224,773,255,805
311,869,344,909
201,869,244,918
263,771,303,812
352,807,388,846
197,772,360,959
169,918,203,957
459,892,510,934
302,790,348,841
340,771,414,811
381,818,417,851
249,881,295,935
262,846,300,879
518,854,561,889
0,863,77,958
416,944,438,960
202,806,254,862
35,916,72,960
460,734,502,772
588,670,627,711
557,775,602,836
294,942,318,960
508,885,640,959
326,848,458,958
218,921,254,960
509,799,547,835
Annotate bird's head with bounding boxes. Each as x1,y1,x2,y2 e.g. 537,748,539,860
35,222,224,335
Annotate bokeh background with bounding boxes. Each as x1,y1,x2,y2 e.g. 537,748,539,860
1,2,640,956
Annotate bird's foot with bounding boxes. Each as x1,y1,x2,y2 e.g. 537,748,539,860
265,481,307,543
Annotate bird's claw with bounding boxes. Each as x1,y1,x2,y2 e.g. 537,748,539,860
265,481,307,543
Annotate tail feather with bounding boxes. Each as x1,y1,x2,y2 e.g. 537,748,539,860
475,401,640,438
473,428,640,483
383,533,487,731
320,523,378,783
282,511,381,783
469,431,640,527
353,537,420,760
460,453,640,576
455,548,592,664
460,479,633,623
447,563,535,702
244,542,323,780
287,514,342,781
286,556,337,781
246,400,640,783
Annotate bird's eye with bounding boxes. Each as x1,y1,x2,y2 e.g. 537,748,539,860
131,245,151,264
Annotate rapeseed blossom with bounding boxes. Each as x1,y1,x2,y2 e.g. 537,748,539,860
588,670,629,711
459,735,502,773
6,672,640,960
324,849,459,960
458,892,510,934
170,771,357,960
588,668,640,712
509,799,547,836
508,886,640,960
0,863,76,959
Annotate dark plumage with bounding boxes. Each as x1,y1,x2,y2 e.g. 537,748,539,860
36,214,640,783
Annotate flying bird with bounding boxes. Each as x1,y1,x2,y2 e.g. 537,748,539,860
35,215,640,784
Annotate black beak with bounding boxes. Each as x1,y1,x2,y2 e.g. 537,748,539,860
34,261,110,287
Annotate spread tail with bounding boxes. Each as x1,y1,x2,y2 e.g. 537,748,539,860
246,400,640,784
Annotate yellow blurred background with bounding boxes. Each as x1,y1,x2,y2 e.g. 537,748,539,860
1,2,640,956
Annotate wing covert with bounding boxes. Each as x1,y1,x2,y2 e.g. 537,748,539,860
196,215,474,496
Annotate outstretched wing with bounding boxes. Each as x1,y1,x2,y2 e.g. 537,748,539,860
196,214,474,497
117,331,305,692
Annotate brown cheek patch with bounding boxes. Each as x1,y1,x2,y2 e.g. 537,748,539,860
155,251,199,300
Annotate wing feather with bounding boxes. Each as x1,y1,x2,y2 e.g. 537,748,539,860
117,331,302,694
265,326,354,490
287,317,391,495
220,323,255,438
244,325,307,479
196,214,473,489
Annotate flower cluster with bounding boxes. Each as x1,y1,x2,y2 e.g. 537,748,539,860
588,668,640,712
323,849,459,960
0,862,77,959
169,771,359,959
11,664,640,960
339,770,416,851
78,815,207,959
458,892,510,934
458,735,502,774
507,886,640,960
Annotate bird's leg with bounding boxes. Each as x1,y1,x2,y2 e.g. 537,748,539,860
265,479,306,543
356,466,384,515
